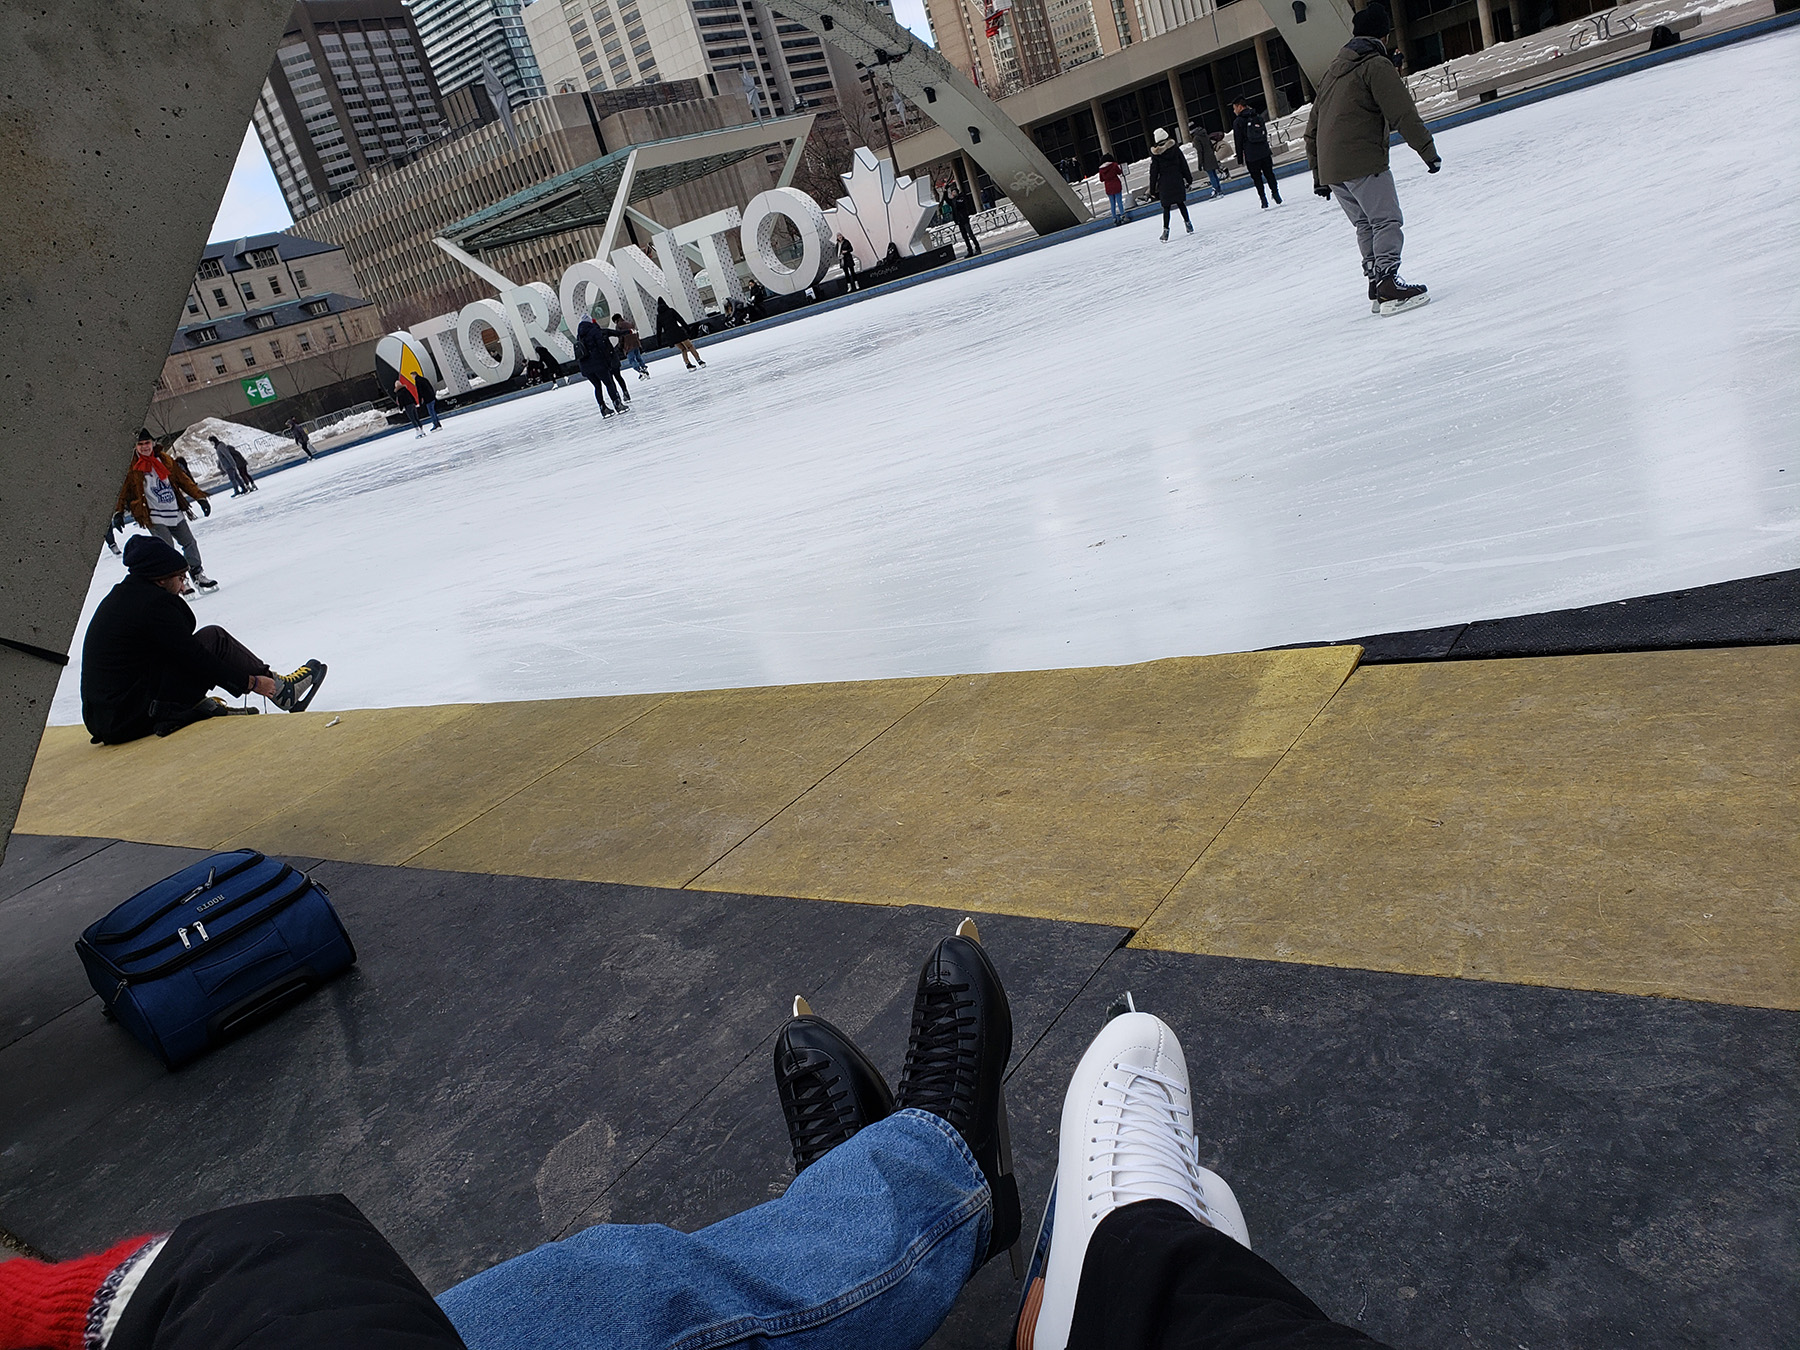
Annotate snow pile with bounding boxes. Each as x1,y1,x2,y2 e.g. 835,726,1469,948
310,407,393,445
171,418,300,488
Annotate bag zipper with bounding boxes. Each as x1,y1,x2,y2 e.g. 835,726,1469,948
93,852,263,943
112,866,298,967
100,872,319,984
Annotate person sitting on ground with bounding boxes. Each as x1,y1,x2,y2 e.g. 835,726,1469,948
573,314,633,416
0,922,1395,1350
79,535,326,744
113,429,217,592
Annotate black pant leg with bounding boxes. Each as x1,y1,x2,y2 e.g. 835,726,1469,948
602,369,627,406
1067,1201,1392,1350
191,626,272,697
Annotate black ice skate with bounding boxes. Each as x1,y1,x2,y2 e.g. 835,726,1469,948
895,918,1022,1274
774,996,895,1173
1375,271,1429,316
271,659,327,712
189,570,219,592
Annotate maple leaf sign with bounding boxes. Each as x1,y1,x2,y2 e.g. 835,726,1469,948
825,146,937,270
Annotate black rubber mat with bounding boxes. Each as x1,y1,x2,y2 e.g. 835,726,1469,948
1275,567,1800,663
1,840,1794,1348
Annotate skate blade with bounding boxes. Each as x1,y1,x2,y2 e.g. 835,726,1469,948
1379,294,1430,316
792,994,812,1017
1012,1176,1057,1348
998,1081,1024,1279
288,662,327,714
956,916,981,943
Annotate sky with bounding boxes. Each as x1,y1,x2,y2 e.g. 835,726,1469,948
207,7,938,245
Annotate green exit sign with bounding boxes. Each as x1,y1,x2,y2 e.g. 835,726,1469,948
241,375,278,405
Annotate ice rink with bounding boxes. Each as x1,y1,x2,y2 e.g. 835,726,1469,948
53,28,1798,722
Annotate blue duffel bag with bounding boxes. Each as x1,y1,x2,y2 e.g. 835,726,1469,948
75,849,356,1068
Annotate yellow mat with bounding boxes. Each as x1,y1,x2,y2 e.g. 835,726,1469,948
1133,647,1800,1011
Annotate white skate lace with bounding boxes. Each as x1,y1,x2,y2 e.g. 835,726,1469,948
1085,1062,1207,1221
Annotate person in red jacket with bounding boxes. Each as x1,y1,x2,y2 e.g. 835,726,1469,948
1097,155,1126,226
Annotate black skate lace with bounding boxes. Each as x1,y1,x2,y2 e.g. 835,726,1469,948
899,981,978,1127
786,1065,851,1166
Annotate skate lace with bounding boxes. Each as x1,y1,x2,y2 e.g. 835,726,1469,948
898,981,978,1126
786,1063,851,1164
1085,1062,1206,1221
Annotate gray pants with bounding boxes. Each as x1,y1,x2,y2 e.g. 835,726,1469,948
1330,169,1404,276
151,519,203,573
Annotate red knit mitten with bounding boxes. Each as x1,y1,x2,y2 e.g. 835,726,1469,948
0,1236,159,1350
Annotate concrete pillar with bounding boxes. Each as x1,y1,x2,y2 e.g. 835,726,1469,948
1474,0,1497,48
0,0,297,864
960,151,983,198
1167,70,1191,141
1254,33,1281,115
1508,0,1525,38
1089,97,1115,155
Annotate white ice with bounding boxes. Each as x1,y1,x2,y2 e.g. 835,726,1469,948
50,28,1800,723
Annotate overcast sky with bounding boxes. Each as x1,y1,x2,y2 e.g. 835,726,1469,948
208,5,938,245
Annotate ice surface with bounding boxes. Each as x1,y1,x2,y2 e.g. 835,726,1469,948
51,30,1799,723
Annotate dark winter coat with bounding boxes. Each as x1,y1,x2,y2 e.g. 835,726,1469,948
1304,37,1438,188
949,187,975,223
574,318,627,375
1146,141,1192,206
1232,107,1274,165
654,300,692,347
1097,160,1124,194
114,451,208,529
80,575,238,743
1195,134,1222,176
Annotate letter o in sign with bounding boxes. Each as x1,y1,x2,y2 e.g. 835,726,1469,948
739,187,834,295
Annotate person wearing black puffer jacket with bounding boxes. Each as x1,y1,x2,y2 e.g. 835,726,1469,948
573,315,633,416
1304,2,1440,316
1146,127,1193,241
1231,100,1282,208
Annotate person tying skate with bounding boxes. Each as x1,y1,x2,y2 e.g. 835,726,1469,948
79,534,326,743
1,922,1393,1350
1305,2,1440,315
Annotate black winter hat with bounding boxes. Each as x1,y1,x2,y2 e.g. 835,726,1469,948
1353,3,1392,36
123,535,188,579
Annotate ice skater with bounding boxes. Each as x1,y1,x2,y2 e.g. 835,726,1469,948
393,375,441,436
113,430,217,593
611,313,651,378
1232,99,1282,208
285,417,315,460
0,922,1397,1350
1305,2,1440,315
1148,128,1193,241
208,434,251,496
1097,153,1126,224
574,314,633,415
950,183,981,257
1195,128,1225,197
79,534,325,743
655,297,705,371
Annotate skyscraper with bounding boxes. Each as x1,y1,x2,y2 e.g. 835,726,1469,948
407,0,549,110
251,0,451,219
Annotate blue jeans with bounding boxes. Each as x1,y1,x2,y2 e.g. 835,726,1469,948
439,1110,991,1350
1107,190,1124,222
1205,168,1222,195
624,348,649,375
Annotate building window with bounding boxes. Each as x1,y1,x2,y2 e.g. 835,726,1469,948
180,361,197,384
249,313,277,330
189,326,218,343
240,282,256,301
212,288,228,307
196,258,224,279
324,327,339,346
302,298,330,316
298,329,312,351
241,346,258,367
212,355,229,375
269,338,284,360
186,296,201,314
154,375,169,393
269,274,283,295
293,268,309,290
247,246,280,267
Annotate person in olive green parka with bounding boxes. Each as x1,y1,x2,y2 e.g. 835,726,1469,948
1304,3,1441,314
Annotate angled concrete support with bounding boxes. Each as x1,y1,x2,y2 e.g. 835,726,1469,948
0,1,296,863
1258,0,1358,86
769,0,1091,234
